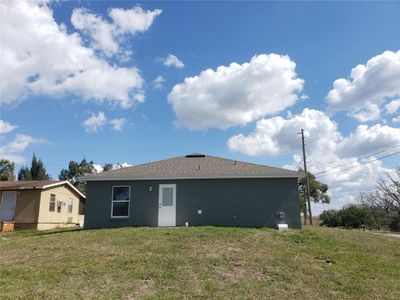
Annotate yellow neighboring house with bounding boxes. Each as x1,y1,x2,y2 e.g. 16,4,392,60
0,180,85,231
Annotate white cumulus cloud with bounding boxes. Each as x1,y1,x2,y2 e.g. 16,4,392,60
336,124,400,158
0,0,145,108
93,162,132,173
385,99,400,114
0,120,18,135
71,6,161,57
110,118,127,132
0,134,45,163
83,113,128,133
228,109,340,158
349,103,381,123
92,164,104,173
168,53,305,130
71,8,118,56
152,75,165,89
326,50,400,120
109,6,162,33
161,54,185,69
83,112,107,133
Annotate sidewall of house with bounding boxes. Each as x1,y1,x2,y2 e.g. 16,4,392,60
0,190,41,229
37,186,80,229
85,178,301,229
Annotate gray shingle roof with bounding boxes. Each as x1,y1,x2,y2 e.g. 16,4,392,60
0,180,86,198
0,180,61,190
80,154,300,181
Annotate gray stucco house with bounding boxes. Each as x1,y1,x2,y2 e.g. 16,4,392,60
80,154,301,229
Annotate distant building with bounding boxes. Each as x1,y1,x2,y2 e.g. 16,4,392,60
0,180,85,230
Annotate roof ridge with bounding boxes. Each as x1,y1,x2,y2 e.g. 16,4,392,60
0,180,61,184
99,155,185,175
199,154,298,173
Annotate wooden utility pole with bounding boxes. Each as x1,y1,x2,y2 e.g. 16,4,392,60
300,129,313,225
303,199,308,225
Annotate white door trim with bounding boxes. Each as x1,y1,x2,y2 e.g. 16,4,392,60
0,191,17,221
158,184,176,227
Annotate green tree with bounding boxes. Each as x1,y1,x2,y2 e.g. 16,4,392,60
298,170,330,221
0,159,15,181
320,205,375,229
103,163,113,172
17,166,32,181
79,159,96,175
59,158,96,194
18,154,50,181
30,154,50,180
59,161,80,183
360,168,400,231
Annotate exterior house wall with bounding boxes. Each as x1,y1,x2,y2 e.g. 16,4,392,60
84,178,301,229
37,185,81,230
1,190,42,229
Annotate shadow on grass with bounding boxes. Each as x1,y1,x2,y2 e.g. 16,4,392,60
4,227,83,238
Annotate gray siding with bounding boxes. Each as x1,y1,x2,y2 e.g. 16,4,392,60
84,178,301,229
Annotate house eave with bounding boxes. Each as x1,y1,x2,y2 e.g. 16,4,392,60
0,181,86,199
43,181,86,199
79,174,301,182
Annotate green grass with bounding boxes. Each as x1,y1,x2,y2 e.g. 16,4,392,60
1,226,399,299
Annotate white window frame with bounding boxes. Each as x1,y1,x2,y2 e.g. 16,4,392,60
111,185,131,219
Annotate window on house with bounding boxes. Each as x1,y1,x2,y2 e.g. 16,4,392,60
111,186,130,218
49,194,56,212
67,198,73,213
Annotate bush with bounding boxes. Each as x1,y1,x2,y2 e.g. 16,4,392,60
338,205,374,228
389,215,400,232
320,210,342,227
368,209,389,229
319,205,375,229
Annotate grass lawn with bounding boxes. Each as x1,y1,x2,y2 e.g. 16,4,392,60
1,226,399,299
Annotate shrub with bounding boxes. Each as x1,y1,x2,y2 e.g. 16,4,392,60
389,215,400,232
368,209,390,230
338,205,374,229
319,206,376,229
320,210,342,227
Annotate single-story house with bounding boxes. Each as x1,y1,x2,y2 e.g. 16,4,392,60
80,154,301,229
0,180,85,230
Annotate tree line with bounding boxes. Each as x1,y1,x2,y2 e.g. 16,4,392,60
0,154,116,193
319,169,400,231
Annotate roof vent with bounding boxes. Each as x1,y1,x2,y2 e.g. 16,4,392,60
185,153,206,158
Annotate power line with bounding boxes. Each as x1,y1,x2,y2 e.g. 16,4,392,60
313,144,400,176
319,151,400,177
316,150,400,178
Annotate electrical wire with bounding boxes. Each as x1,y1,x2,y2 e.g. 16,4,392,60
316,150,400,177
313,144,400,175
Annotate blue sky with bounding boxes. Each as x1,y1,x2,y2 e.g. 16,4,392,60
1,0,399,212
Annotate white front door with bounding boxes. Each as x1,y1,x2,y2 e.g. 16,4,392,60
0,191,17,221
158,184,176,227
